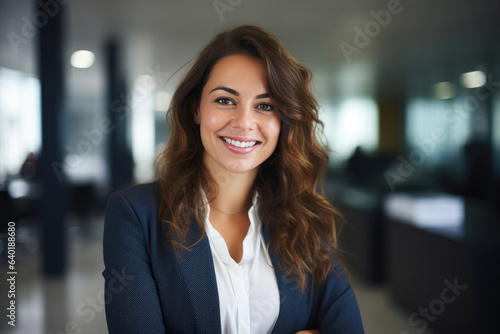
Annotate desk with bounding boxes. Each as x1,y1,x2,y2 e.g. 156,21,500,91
386,201,500,333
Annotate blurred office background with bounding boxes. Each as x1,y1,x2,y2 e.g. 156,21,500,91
1,0,500,333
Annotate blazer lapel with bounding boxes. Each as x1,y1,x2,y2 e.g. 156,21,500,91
262,227,309,334
175,220,222,334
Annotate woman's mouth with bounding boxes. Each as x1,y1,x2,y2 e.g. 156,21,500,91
220,136,261,153
220,136,260,148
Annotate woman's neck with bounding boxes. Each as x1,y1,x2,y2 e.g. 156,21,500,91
204,168,257,213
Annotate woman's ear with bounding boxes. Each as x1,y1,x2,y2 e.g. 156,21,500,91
194,108,201,124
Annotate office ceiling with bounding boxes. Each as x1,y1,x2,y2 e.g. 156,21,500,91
1,0,499,98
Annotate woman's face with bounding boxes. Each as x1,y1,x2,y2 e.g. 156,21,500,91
196,54,281,180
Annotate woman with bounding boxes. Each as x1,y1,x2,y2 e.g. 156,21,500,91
103,25,364,333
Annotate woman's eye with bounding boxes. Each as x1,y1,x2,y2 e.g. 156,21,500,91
257,103,273,111
215,98,234,105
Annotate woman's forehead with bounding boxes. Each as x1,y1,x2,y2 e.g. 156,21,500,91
203,55,268,95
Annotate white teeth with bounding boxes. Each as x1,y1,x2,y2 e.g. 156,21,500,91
222,137,257,148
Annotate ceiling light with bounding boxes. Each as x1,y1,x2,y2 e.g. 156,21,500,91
460,70,486,88
70,50,95,69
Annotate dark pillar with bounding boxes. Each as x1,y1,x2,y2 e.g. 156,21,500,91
106,39,134,191
37,0,66,276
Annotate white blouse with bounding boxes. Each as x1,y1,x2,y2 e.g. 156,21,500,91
202,191,280,334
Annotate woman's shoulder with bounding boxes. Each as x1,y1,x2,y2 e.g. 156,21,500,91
104,182,161,241
112,181,159,201
107,181,160,213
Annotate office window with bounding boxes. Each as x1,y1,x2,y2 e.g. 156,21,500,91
405,97,471,165
131,75,155,182
0,68,41,178
322,97,379,162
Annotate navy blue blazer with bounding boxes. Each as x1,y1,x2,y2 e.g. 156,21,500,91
102,182,364,333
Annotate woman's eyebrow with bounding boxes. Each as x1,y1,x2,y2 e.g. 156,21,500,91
209,86,270,99
210,86,238,96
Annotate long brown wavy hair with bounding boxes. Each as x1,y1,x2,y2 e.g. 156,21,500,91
156,24,343,292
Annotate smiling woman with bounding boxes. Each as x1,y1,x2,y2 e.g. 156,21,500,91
197,55,281,177
102,25,365,334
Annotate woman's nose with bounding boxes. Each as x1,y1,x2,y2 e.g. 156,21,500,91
231,105,254,130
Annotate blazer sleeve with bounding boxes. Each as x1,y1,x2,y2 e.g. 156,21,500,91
316,263,365,333
102,191,166,333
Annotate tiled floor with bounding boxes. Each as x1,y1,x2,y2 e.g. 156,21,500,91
1,215,438,334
